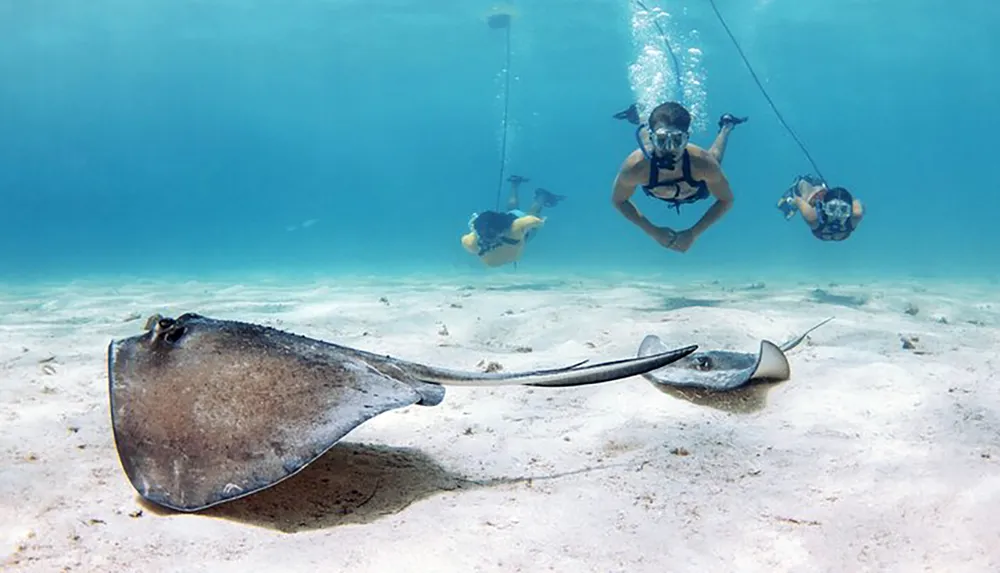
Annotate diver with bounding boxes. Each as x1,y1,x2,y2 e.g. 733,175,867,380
777,175,864,241
462,175,566,268
611,101,746,253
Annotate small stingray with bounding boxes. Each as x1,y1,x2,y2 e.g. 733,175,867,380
108,313,697,513
636,317,833,413
809,288,868,308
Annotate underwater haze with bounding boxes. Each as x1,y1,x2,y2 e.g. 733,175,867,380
0,0,997,282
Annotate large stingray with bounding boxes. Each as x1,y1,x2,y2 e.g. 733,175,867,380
636,317,833,413
108,312,697,513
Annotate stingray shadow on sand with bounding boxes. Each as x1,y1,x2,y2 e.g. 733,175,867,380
137,441,618,533
137,442,464,533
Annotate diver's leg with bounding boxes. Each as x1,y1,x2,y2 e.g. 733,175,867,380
798,180,818,201
793,189,819,227
528,188,566,217
709,114,748,164
506,183,520,210
527,201,544,217
795,197,819,227
506,175,529,210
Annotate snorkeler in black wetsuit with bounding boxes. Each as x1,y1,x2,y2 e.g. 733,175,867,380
610,101,746,253
777,176,865,241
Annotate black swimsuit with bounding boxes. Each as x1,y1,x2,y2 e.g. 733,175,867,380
641,150,711,213
478,236,519,256
811,218,854,241
809,189,855,241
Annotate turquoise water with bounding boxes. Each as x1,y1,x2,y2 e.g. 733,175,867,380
1,0,997,283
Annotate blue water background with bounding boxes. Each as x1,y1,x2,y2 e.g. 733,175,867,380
1,0,997,283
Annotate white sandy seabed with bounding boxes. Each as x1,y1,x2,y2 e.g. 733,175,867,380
1,273,998,572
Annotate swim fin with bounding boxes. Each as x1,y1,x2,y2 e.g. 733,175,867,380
534,188,566,208
613,104,641,125
777,185,799,220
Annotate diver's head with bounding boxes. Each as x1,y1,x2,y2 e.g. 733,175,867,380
473,210,517,242
647,102,691,160
819,187,854,223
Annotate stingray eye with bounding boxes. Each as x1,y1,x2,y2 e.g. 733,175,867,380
163,326,187,345
695,356,713,371
158,318,175,330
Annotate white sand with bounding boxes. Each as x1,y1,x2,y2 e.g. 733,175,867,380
2,273,998,572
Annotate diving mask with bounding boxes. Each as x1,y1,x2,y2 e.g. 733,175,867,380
651,126,689,155
821,199,851,222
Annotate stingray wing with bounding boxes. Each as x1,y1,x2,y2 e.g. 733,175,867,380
107,315,438,513
637,334,763,391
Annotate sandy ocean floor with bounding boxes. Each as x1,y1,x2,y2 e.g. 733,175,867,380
1,273,998,572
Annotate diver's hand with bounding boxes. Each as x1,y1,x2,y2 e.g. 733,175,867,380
668,229,696,253
649,226,679,249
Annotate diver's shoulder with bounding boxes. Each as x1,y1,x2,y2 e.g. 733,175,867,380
686,144,714,163
621,148,649,174
687,145,721,171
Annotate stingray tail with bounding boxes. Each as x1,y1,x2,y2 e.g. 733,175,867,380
778,316,834,352
409,345,698,388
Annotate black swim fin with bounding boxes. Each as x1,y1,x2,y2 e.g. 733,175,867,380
777,182,799,220
535,188,566,208
719,113,748,130
613,104,641,125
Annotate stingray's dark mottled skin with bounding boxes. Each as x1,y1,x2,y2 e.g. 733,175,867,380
639,337,787,391
635,318,833,414
108,313,697,513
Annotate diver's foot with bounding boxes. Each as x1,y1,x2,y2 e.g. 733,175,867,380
718,113,748,131
613,104,641,125
777,187,799,220
535,188,566,208
508,174,530,185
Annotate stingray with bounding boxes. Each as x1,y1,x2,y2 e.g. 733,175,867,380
635,317,833,413
107,312,697,513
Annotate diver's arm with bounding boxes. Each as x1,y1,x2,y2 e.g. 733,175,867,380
461,232,480,254
612,152,660,237
792,181,822,226
794,197,819,226
688,160,734,238
851,199,865,226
